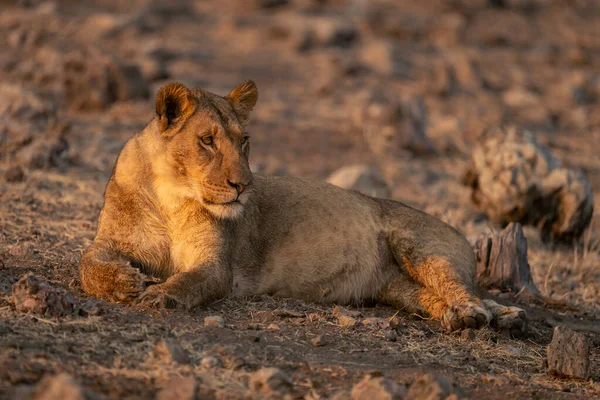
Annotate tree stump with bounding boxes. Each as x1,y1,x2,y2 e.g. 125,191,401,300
547,325,590,380
473,222,539,294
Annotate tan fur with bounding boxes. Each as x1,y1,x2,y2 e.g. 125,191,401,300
79,82,526,332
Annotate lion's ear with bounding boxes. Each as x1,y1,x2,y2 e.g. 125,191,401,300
156,83,197,135
228,80,258,125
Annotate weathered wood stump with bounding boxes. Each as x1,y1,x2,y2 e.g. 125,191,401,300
547,325,590,380
473,222,539,294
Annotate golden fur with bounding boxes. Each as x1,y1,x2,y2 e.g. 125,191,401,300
79,81,527,333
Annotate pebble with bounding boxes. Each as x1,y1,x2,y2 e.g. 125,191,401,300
204,315,225,328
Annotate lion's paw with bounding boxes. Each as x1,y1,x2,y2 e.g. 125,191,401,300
136,285,184,310
484,302,528,338
112,266,145,303
441,302,491,331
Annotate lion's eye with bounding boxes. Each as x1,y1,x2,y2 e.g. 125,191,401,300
241,136,249,146
200,136,213,146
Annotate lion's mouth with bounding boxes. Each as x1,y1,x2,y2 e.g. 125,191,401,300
203,198,242,206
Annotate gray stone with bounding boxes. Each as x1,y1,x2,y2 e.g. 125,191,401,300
327,165,391,199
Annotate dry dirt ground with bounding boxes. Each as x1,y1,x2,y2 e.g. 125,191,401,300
1,0,600,399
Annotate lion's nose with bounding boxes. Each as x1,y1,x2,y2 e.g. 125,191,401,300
227,179,250,195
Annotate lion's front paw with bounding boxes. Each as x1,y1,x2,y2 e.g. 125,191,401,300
441,302,492,331
136,285,185,310
112,266,145,303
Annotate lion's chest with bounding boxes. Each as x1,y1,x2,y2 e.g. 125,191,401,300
169,216,222,273
143,204,223,276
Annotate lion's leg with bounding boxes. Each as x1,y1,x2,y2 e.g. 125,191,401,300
79,242,145,303
400,255,491,330
136,262,231,310
379,273,448,319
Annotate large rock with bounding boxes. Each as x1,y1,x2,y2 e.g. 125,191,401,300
0,83,69,169
463,126,593,243
63,46,149,111
359,41,411,79
12,273,76,317
359,93,437,158
547,326,590,380
326,165,391,199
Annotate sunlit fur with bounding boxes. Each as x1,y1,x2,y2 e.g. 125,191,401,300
79,81,527,335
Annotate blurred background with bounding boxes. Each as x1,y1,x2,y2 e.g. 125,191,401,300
2,0,599,187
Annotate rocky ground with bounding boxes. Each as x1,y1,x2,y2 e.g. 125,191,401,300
1,0,599,398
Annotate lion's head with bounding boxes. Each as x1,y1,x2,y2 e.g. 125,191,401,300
153,81,258,219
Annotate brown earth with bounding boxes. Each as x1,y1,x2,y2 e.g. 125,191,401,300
1,0,600,398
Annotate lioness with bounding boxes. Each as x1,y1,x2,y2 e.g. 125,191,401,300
80,81,526,334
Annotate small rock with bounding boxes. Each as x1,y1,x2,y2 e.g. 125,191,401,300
505,345,521,356
314,18,358,48
153,338,189,365
29,373,86,400
156,376,197,400
362,317,388,329
389,316,403,330
461,329,476,341
547,325,590,380
227,356,246,370
249,368,292,397
384,330,397,342
311,335,327,347
201,356,221,369
137,57,169,82
359,41,412,79
78,299,104,317
273,309,304,318
351,375,406,400
332,305,362,318
267,323,280,330
338,315,358,327
406,374,466,400
12,273,76,317
204,315,225,328
327,165,391,199
4,166,25,183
